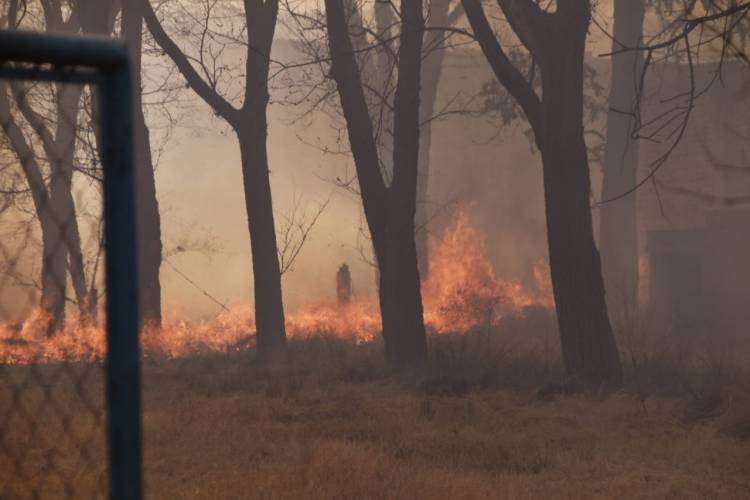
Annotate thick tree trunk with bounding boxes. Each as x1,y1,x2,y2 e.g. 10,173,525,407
40,198,68,335
141,0,285,356
123,1,163,327
35,82,85,331
53,84,91,323
134,117,163,326
378,219,427,367
65,196,89,320
325,0,427,367
237,111,287,358
599,0,645,330
383,0,428,367
539,18,623,390
460,0,622,390
0,82,67,333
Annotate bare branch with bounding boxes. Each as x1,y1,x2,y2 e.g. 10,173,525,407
140,0,241,125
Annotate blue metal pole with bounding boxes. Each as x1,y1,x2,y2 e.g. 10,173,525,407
99,53,143,500
0,30,143,499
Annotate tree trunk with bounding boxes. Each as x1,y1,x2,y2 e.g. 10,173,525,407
325,0,427,368
0,81,67,333
237,112,287,358
53,84,90,323
122,0,163,327
415,133,431,276
66,215,88,319
40,197,68,335
599,0,645,330
35,81,85,330
378,218,427,367
459,0,622,390
140,0,286,355
383,0,428,367
415,0,450,277
538,16,623,390
415,49,443,277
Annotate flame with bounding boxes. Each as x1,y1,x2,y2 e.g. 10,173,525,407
422,209,553,332
0,208,554,364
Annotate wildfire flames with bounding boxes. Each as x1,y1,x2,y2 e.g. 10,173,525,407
0,209,554,364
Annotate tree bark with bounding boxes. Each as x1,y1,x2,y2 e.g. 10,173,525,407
379,217,427,366
5,72,86,332
0,82,67,334
7,2,90,329
539,6,623,390
8,0,117,329
540,76,623,389
237,113,287,358
386,0,428,366
415,0,454,277
239,1,287,358
463,0,623,390
141,0,288,357
39,211,67,335
326,0,427,367
122,0,163,327
599,0,645,330
53,84,89,323
28,82,85,332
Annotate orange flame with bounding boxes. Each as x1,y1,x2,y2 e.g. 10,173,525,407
0,208,554,364
422,209,553,332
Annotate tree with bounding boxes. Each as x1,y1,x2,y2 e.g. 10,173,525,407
461,0,623,389
0,83,69,332
140,0,288,358
416,0,463,276
601,0,749,177
0,0,115,332
599,0,646,330
325,0,428,366
121,0,164,328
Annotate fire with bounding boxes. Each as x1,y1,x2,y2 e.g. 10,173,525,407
0,308,105,364
0,208,554,364
422,209,554,332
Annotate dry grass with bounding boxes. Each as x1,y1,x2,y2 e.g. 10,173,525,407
3,322,750,499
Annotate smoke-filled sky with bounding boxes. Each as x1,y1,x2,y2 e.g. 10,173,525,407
2,0,742,321
153,40,545,319
148,0,737,319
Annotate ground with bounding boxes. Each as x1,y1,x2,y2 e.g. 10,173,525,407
2,330,750,499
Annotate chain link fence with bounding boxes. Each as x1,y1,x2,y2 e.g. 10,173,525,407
0,31,141,500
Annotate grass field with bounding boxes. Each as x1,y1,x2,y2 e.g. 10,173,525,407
2,324,750,499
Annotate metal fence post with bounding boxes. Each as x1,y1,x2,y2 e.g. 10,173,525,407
100,54,143,500
0,30,143,499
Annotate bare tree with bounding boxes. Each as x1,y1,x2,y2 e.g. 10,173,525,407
598,1,750,203
599,0,647,330
461,0,623,390
0,0,116,332
140,0,288,358
276,194,330,276
324,0,428,366
122,0,164,328
416,0,464,276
